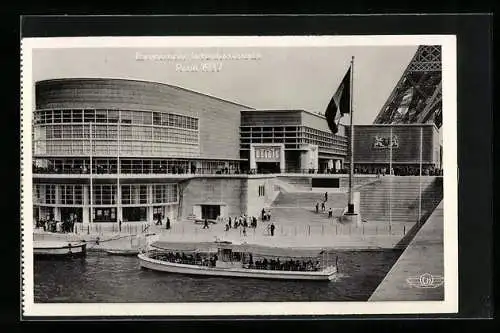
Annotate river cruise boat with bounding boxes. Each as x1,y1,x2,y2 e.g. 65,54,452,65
34,241,87,258
138,241,337,281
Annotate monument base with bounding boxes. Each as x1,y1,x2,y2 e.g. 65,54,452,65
340,213,362,227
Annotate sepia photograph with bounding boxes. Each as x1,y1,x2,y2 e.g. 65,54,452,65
21,35,458,316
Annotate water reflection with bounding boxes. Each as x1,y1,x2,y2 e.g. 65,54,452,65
34,250,401,303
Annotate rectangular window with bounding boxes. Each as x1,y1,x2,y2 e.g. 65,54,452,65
96,109,107,123
258,185,265,197
53,110,62,123
92,185,116,205
122,207,147,222
153,112,161,125
72,109,83,123
108,110,119,123
62,110,72,123
142,112,152,125
84,110,95,122
93,207,116,223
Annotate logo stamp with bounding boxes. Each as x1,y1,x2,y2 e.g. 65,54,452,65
406,273,444,288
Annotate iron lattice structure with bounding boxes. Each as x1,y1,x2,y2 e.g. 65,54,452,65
373,45,442,128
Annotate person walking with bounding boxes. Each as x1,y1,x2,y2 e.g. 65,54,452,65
321,201,325,212
228,216,232,229
325,192,328,202
261,208,266,221
328,208,333,218
315,202,319,213
203,218,209,229
166,217,171,230
270,222,275,236
119,219,122,232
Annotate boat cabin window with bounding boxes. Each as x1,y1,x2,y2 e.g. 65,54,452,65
220,249,232,262
231,252,242,262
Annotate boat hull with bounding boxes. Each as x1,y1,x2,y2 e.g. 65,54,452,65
138,254,335,281
106,249,140,256
34,243,87,259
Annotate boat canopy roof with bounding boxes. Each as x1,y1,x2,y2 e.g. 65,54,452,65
217,243,325,258
150,241,218,253
151,241,325,258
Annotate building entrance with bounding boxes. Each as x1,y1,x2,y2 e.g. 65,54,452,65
201,205,220,220
61,207,83,223
257,162,280,174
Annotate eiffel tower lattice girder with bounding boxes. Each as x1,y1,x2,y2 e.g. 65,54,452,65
373,45,442,128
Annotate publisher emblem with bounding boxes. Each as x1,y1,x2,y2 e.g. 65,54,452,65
406,273,444,288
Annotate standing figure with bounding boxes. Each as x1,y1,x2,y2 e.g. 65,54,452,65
315,202,319,213
270,222,275,236
166,217,171,230
325,192,328,202
203,218,209,229
328,208,333,218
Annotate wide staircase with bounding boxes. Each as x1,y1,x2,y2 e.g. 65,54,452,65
276,176,312,191
358,176,443,225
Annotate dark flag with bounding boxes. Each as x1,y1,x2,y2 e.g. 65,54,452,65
325,67,351,134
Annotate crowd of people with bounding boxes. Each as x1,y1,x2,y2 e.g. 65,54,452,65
354,166,443,176
34,162,443,177
214,208,275,237
314,192,334,218
151,251,219,267
251,258,322,272
35,217,77,233
150,251,322,272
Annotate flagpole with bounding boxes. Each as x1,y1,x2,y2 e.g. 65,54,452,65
89,122,93,224
348,56,355,214
117,112,121,227
389,127,393,175
418,126,423,224
389,127,393,228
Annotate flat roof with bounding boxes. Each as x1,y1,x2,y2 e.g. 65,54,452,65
241,109,327,119
36,77,255,110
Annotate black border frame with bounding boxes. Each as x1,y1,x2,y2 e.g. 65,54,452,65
15,14,493,322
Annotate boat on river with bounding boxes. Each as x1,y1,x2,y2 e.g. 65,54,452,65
34,241,87,258
138,241,337,281
106,249,140,256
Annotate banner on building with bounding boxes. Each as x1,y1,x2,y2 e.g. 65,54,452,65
373,135,399,149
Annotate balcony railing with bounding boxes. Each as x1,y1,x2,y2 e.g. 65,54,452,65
32,164,443,177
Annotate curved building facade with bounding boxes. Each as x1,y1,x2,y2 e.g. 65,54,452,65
33,78,252,225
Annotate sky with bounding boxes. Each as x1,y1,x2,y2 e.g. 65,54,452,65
32,45,418,125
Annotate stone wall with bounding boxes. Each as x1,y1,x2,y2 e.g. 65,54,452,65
244,176,281,217
178,177,246,219
178,176,281,220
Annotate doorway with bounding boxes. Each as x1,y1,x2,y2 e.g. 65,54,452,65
201,205,220,220
257,162,280,174
60,207,83,223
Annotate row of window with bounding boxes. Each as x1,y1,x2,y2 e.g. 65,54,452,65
34,109,199,130
35,140,200,157
33,158,240,174
36,124,199,143
240,126,301,132
33,184,178,205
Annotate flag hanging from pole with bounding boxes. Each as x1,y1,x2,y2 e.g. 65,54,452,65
325,66,351,134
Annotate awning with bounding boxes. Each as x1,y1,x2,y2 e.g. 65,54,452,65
151,241,325,258
221,243,325,258
150,241,217,253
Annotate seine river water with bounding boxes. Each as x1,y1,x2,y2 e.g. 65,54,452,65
34,250,401,303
